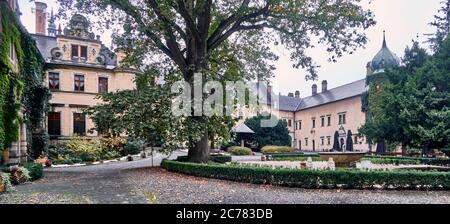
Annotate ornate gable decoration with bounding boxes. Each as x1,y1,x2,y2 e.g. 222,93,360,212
63,14,95,40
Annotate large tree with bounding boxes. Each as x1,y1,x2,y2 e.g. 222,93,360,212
58,0,375,162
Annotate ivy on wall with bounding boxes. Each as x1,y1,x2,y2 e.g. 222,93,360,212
0,2,50,160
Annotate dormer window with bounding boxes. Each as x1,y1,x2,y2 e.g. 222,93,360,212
71,44,88,60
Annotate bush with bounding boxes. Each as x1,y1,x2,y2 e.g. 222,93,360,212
65,136,102,162
99,136,125,156
162,160,450,190
210,155,232,163
176,155,232,164
9,166,30,185
123,139,144,155
261,146,294,154
23,163,43,181
0,172,13,193
228,146,253,156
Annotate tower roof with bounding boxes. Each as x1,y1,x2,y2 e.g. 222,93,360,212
370,31,400,72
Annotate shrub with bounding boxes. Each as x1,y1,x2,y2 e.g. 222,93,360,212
65,136,102,162
9,166,30,185
176,155,232,164
99,136,125,156
23,163,43,181
210,155,232,163
0,172,13,193
228,146,253,156
162,160,450,190
123,139,144,155
261,146,294,154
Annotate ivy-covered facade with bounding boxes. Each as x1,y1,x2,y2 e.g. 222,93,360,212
0,0,50,165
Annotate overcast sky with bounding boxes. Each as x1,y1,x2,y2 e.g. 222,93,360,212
19,0,443,96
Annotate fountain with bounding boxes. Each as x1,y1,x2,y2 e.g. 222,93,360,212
318,151,366,167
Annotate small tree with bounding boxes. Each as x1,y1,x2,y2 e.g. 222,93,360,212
346,130,354,152
332,131,340,152
238,114,291,149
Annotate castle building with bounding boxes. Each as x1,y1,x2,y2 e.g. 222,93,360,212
250,32,400,152
31,2,139,140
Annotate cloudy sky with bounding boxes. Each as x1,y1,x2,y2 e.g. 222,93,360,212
19,0,443,96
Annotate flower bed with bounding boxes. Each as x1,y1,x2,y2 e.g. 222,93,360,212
162,160,450,190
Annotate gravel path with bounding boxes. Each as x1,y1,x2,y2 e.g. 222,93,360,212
1,152,450,204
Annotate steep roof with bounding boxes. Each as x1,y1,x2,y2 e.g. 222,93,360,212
296,79,367,111
31,34,57,61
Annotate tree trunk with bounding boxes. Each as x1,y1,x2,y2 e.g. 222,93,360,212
188,129,209,163
401,144,407,156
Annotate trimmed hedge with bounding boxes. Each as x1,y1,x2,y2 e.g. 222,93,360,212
228,146,253,155
176,155,232,164
261,146,294,154
162,160,450,190
270,154,450,165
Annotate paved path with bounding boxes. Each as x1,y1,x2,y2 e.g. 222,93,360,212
1,152,450,204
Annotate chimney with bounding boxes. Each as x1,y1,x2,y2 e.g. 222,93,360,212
35,2,48,35
288,92,294,97
295,90,300,98
322,80,328,92
312,84,318,95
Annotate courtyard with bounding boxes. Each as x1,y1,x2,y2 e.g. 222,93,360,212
1,152,450,204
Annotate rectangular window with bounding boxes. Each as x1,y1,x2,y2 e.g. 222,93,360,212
312,119,316,129
305,138,308,146
321,117,325,127
98,77,108,93
327,116,331,126
288,119,292,127
49,72,60,90
71,44,79,58
73,113,86,136
74,74,85,91
80,46,88,58
48,112,61,136
338,113,347,125
295,121,298,130
354,136,358,145
327,136,331,145
321,137,324,146
72,45,88,60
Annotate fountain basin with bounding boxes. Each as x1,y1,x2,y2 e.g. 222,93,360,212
319,152,366,167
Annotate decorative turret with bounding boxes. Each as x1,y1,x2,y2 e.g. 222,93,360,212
63,14,96,40
367,31,400,75
48,8,57,37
